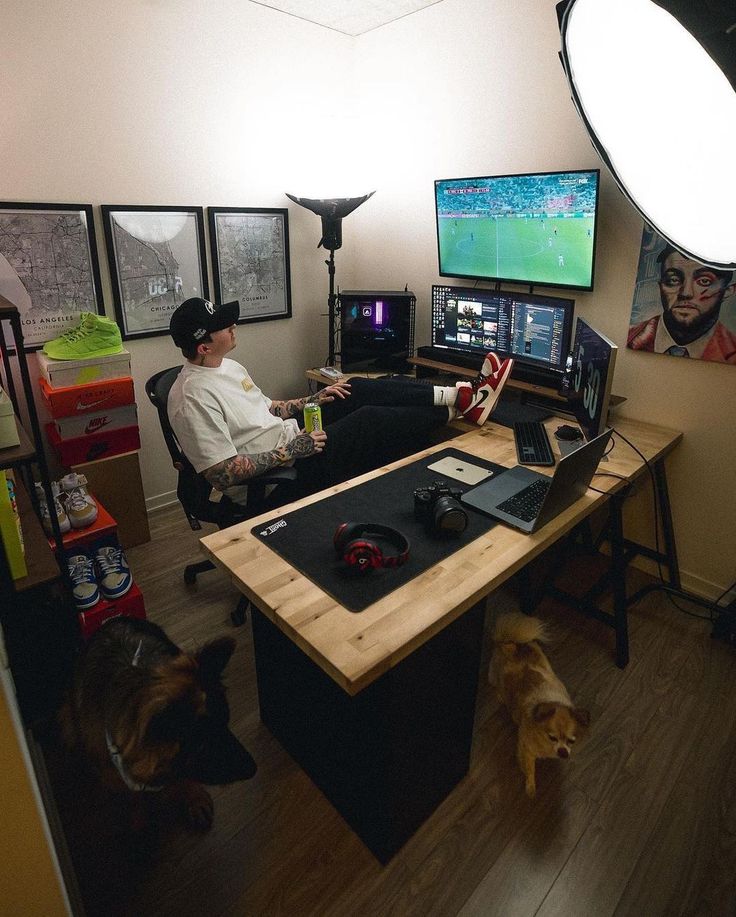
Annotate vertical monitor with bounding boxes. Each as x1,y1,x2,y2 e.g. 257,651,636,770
431,284,574,385
434,169,600,290
562,318,618,440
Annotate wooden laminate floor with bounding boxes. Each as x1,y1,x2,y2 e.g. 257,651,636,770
49,504,736,917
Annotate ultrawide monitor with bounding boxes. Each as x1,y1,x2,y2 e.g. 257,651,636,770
561,317,618,441
434,169,600,290
431,285,574,385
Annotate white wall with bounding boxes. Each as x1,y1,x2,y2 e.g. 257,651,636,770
1,0,733,597
0,0,355,507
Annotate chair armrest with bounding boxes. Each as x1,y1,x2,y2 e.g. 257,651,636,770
255,467,298,486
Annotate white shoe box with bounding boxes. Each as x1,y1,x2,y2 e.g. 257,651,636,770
53,403,138,439
37,350,132,388
0,386,21,449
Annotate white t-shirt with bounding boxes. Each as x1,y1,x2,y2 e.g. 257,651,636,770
167,358,299,474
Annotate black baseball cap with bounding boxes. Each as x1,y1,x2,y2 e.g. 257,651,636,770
170,298,240,349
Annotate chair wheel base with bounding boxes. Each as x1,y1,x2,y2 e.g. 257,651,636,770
183,570,197,585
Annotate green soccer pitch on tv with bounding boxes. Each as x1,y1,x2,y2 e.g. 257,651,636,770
434,169,600,291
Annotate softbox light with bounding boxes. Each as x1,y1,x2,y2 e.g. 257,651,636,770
557,0,736,269
285,193,375,251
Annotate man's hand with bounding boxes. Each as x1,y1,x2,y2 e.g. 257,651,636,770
316,382,351,404
288,429,327,458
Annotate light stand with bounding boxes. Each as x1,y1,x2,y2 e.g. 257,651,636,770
285,193,375,366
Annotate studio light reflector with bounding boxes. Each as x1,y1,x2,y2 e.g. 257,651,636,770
558,0,736,269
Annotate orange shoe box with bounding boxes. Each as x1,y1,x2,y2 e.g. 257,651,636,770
39,375,135,419
46,422,141,465
78,582,146,639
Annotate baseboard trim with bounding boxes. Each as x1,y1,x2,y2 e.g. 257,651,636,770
628,555,732,605
145,490,178,513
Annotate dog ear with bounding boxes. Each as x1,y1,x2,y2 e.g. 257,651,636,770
572,707,591,728
196,636,236,684
532,702,557,722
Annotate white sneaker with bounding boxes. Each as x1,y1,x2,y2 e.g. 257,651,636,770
66,551,100,610
35,481,71,535
59,472,98,528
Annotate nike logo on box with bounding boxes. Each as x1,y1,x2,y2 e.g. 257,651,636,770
85,417,111,434
76,397,108,411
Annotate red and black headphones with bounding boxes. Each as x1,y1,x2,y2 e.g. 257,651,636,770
333,522,410,573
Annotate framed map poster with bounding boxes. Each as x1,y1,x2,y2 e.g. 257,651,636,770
0,202,104,351
208,208,291,324
102,205,209,340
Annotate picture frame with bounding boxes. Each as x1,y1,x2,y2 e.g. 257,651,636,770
0,202,104,351
208,207,292,324
102,205,209,340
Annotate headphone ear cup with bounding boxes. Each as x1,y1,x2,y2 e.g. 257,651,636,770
334,522,363,555
343,539,383,573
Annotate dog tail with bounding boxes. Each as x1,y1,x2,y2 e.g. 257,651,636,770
493,612,548,646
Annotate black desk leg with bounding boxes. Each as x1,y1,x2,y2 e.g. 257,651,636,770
609,491,629,669
251,602,486,863
654,458,681,590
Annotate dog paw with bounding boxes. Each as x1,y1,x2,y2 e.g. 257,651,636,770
182,783,214,831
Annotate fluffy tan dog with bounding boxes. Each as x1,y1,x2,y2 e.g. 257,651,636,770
489,613,590,797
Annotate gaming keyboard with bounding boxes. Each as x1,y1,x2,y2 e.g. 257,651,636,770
513,420,555,466
497,478,551,522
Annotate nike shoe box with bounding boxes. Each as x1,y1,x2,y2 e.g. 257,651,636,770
39,375,135,418
37,350,132,388
46,422,141,465
78,582,146,639
52,403,138,439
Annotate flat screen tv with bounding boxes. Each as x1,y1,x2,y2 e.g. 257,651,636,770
434,168,600,291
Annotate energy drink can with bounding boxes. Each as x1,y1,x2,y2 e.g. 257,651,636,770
304,402,322,433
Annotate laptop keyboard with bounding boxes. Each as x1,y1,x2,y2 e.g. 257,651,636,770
497,478,551,522
513,421,555,466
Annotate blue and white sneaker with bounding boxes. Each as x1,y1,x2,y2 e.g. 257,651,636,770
94,543,132,600
66,552,100,610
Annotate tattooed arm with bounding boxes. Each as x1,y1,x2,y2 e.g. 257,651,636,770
203,430,326,491
269,381,351,418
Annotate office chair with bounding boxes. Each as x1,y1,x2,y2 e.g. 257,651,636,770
145,366,296,625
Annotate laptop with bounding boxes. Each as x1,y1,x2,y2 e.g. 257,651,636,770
461,429,612,533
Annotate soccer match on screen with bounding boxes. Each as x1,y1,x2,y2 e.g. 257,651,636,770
435,170,599,290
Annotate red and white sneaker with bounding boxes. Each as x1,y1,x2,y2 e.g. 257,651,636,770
456,354,514,425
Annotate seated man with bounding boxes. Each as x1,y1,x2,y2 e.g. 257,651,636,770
167,298,513,504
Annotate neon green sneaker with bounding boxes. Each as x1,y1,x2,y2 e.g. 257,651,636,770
43,312,123,360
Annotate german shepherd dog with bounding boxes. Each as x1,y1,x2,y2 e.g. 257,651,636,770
61,617,256,831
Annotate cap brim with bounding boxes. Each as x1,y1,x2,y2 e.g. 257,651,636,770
210,300,240,331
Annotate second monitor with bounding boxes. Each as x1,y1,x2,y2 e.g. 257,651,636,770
429,284,574,387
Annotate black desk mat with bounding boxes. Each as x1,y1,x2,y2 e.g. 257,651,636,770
252,448,508,612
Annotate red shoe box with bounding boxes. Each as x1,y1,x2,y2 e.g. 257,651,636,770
53,403,138,439
47,496,116,550
39,375,135,419
78,582,146,639
46,422,140,465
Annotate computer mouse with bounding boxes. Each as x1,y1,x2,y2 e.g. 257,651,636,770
555,424,583,441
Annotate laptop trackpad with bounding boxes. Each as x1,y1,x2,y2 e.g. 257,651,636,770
461,465,541,513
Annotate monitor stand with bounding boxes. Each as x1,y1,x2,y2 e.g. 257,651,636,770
491,388,552,428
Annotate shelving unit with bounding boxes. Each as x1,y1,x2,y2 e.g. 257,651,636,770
0,298,78,723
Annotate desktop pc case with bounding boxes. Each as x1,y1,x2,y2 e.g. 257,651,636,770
339,291,415,373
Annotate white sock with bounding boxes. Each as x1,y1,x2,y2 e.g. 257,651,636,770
433,385,459,407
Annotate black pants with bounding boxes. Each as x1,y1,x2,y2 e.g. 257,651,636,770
292,377,449,498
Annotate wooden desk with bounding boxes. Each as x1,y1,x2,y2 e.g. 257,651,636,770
200,416,681,860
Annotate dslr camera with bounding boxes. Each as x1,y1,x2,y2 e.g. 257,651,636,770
413,480,468,534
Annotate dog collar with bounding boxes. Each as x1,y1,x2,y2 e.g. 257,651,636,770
105,730,163,793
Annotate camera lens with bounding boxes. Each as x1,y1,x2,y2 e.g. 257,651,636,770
433,496,468,533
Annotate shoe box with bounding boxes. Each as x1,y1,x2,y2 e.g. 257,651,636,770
37,350,132,388
46,422,141,465
78,582,147,639
0,385,21,449
51,403,138,439
46,495,116,550
39,375,135,418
